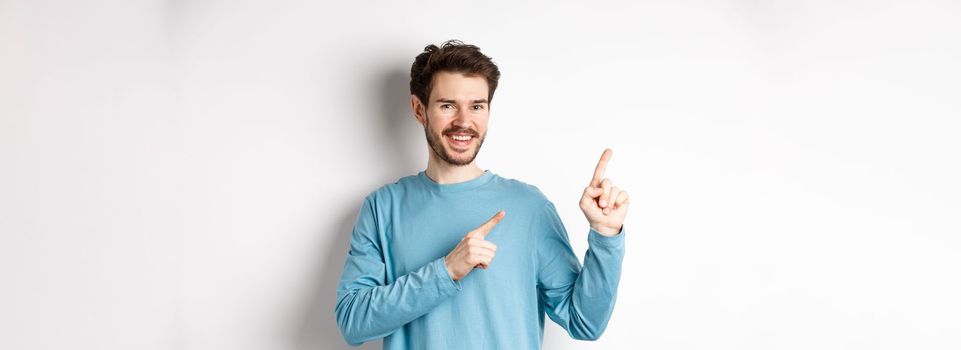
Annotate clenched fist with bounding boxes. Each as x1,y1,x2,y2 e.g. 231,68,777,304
444,211,505,281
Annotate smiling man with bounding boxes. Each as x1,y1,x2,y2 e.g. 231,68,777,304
334,40,629,349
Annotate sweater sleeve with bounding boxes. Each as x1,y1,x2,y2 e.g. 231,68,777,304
334,197,462,346
535,201,625,341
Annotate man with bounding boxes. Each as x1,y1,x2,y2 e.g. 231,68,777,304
334,40,629,349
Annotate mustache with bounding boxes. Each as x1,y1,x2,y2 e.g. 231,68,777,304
442,127,479,137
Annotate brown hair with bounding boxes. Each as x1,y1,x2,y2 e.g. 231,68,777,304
409,40,501,107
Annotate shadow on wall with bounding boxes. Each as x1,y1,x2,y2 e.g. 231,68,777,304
378,67,424,175
293,65,417,349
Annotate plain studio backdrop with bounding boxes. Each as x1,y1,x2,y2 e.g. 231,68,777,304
1,0,959,349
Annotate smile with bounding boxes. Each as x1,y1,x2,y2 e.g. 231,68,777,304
446,133,474,148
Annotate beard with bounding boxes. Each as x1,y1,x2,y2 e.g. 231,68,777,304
423,115,486,167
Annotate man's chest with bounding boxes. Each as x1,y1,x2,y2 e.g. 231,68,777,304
380,199,538,283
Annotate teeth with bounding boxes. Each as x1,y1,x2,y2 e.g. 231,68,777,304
451,135,472,141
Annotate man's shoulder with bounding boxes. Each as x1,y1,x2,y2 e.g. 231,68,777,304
362,173,421,204
489,173,551,205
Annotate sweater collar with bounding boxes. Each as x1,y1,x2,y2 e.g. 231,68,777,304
417,169,495,193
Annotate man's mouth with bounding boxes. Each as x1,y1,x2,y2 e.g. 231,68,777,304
445,133,475,149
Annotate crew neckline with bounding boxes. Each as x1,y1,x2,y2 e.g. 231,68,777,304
418,170,496,193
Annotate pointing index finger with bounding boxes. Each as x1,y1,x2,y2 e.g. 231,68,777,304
476,210,506,238
590,148,613,187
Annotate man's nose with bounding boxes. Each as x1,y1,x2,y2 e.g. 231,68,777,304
452,108,471,127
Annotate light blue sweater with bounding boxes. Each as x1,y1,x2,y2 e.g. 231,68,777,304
334,170,625,349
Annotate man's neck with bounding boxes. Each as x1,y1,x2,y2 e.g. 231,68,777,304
425,152,485,184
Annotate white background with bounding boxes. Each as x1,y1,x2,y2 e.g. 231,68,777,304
2,0,959,349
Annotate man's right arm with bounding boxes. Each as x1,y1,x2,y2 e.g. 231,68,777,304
334,197,461,346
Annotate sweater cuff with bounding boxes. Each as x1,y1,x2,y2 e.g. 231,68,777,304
588,226,626,250
432,256,462,293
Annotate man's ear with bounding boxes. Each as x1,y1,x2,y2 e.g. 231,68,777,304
411,94,427,126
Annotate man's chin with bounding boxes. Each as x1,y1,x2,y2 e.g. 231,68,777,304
441,147,478,166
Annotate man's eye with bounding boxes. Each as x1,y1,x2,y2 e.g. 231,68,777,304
472,105,485,110
441,104,454,109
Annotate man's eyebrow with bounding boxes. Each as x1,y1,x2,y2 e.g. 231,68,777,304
433,98,489,104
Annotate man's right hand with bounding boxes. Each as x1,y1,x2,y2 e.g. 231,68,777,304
444,211,505,281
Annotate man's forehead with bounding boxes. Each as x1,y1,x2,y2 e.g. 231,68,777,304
429,71,489,102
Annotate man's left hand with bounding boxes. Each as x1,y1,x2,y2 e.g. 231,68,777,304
579,148,630,237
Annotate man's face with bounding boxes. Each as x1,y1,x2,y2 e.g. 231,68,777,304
413,71,491,166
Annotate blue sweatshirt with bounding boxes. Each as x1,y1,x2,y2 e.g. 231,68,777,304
334,170,625,349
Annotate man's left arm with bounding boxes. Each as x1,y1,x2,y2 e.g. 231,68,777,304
536,148,630,340
536,200,625,341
